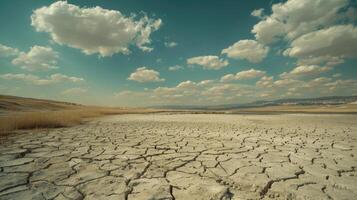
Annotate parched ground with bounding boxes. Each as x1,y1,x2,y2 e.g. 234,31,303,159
0,114,356,200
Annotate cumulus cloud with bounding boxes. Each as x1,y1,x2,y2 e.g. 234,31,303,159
114,73,357,106
273,78,302,88
164,41,178,48
11,46,58,71
152,81,197,98
176,80,197,89
31,1,162,56
256,74,357,97
256,76,274,88
128,67,165,83
151,80,247,101
251,8,265,19
61,87,87,95
221,69,266,82
221,40,269,63
187,55,228,70
0,73,83,85
198,80,214,86
305,77,332,88
150,80,213,99
325,79,357,91
168,65,183,71
0,44,19,57
287,77,357,96
279,65,331,79
296,56,344,67
252,17,285,44
201,84,255,102
50,73,84,83
251,0,350,44
284,25,357,59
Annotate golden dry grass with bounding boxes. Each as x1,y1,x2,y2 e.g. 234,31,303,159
0,107,158,134
0,94,82,112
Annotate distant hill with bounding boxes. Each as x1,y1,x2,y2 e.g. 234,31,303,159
0,95,83,114
151,95,357,110
2,94,357,114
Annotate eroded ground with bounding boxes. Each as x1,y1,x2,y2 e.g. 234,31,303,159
0,114,356,200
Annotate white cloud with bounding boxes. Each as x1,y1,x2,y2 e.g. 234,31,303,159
50,73,84,83
0,44,19,57
251,0,350,44
221,40,269,63
62,87,87,95
31,1,162,56
252,17,285,44
176,80,197,89
258,75,357,97
279,65,331,79
0,73,83,85
150,80,213,99
202,84,237,96
305,77,332,89
11,46,58,71
284,25,357,59
128,67,165,83
296,56,344,67
187,55,228,70
220,74,235,82
201,84,254,101
273,78,302,88
256,76,274,88
168,65,183,71
198,80,214,86
325,79,357,91
164,41,178,48
251,8,264,19
221,69,266,82
114,74,357,106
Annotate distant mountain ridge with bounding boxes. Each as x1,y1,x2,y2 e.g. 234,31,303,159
151,95,357,110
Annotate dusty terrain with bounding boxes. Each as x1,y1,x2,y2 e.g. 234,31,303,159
229,104,357,114
0,113,356,200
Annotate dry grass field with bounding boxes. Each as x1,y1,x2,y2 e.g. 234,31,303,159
0,108,158,132
0,95,158,133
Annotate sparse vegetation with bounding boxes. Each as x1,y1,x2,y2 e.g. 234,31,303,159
0,108,157,133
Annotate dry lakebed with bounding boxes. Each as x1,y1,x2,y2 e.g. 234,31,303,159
0,113,356,200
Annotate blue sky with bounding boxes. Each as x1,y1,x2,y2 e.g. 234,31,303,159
0,0,357,106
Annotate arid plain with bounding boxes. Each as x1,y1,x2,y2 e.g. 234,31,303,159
1,0,357,199
1,112,356,200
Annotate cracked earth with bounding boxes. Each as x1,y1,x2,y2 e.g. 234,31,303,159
0,113,356,200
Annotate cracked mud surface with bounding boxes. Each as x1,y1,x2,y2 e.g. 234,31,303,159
0,113,356,200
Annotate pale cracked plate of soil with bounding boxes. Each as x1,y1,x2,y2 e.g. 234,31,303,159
0,113,356,200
